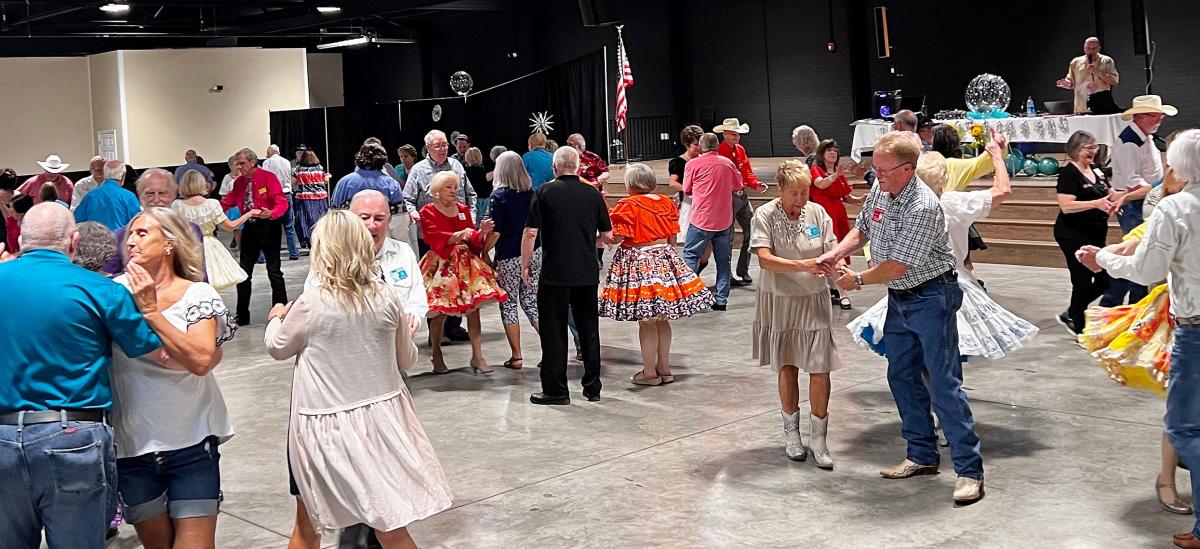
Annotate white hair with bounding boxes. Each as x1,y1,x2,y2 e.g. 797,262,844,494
267,144,280,155
424,129,447,146
567,133,585,148
102,160,126,182
90,155,106,165
1167,129,1200,185
552,145,580,172
136,168,177,195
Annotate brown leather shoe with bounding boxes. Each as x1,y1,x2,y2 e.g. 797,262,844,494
1174,532,1200,548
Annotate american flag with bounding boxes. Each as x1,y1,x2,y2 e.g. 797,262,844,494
615,32,634,133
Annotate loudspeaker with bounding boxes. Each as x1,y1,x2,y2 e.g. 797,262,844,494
578,0,620,27
1131,0,1148,55
874,6,891,59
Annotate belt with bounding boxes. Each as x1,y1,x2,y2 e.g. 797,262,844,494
889,270,958,297
0,409,106,425
1176,316,1200,327
733,189,747,197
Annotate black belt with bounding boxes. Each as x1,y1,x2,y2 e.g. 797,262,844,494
889,270,957,297
0,409,105,425
1176,316,1200,327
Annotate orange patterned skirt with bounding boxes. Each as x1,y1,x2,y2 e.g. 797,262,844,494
1080,283,1171,397
599,244,713,321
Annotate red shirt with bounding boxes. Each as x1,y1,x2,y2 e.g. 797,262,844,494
219,167,288,219
809,164,852,241
19,174,74,204
577,150,609,185
5,216,19,254
717,141,764,191
419,203,483,258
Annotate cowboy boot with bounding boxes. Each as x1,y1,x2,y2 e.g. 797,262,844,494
809,413,834,470
781,410,806,461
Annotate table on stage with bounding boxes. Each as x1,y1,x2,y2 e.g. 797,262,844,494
849,113,1126,161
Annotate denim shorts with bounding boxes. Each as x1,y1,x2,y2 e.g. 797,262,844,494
116,435,223,524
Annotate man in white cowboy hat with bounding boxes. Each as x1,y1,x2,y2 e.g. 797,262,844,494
18,154,74,205
1099,94,1177,308
713,117,766,286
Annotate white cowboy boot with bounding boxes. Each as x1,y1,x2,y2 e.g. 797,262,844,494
781,410,806,461
809,414,834,470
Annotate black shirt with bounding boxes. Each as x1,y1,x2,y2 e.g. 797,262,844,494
668,156,688,203
526,175,612,286
465,165,491,197
1054,162,1111,243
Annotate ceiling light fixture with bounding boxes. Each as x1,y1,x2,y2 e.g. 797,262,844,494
316,6,341,14
100,3,131,13
316,35,414,50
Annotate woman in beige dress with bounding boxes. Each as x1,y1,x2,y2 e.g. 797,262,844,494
750,159,843,469
265,210,452,549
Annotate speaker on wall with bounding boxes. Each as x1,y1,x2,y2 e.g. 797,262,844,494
578,0,620,27
873,6,891,59
1131,0,1148,55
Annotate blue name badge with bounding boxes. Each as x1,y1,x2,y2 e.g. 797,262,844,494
391,267,408,282
802,224,820,240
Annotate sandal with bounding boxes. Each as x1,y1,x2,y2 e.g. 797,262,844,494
1158,480,1195,515
839,296,853,310
631,371,663,386
503,357,524,370
431,357,450,375
659,374,675,384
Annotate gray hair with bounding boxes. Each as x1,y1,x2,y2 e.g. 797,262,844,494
19,203,75,253
699,133,720,153
227,154,238,169
267,144,281,155
792,125,819,153
567,133,585,148
136,168,177,195
1167,129,1200,184
349,189,389,212
102,160,126,182
624,163,658,194
1065,130,1096,161
489,145,507,162
73,221,116,272
1085,36,1100,45
552,145,580,172
424,129,447,146
893,110,918,132
89,155,106,165
494,151,532,192
236,147,258,163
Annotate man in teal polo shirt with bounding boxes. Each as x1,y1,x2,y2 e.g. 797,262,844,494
0,203,162,549
73,160,142,230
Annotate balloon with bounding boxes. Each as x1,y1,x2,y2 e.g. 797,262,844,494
1038,157,1060,176
964,73,1012,115
1005,154,1024,176
449,71,473,96
1022,158,1039,176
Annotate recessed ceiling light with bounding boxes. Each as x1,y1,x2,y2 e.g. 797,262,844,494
100,3,131,13
316,6,341,13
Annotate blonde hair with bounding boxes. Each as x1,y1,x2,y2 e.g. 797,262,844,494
528,132,547,148
916,151,949,195
429,171,460,196
178,170,209,198
465,146,484,167
126,207,205,282
875,131,921,165
309,209,384,312
774,159,812,190
792,125,819,153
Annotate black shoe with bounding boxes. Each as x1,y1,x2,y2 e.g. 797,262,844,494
289,255,300,261
530,393,570,405
1055,312,1076,335
712,303,727,311
584,392,601,402
730,278,749,287
740,275,753,284
237,316,250,326
446,328,470,342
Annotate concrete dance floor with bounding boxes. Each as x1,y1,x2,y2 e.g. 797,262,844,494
105,252,1189,548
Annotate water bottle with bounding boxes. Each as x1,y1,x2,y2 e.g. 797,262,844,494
1026,96,1036,117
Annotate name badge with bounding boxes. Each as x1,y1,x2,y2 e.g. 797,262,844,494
457,212,467,221
257,187,267,195
871,207,885,223
1092,168,1105,179
391,267,408,282
802,224,820,240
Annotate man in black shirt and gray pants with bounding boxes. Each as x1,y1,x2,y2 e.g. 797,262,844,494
522,146,614,405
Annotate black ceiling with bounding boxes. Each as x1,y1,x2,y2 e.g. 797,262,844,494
0,0,517,56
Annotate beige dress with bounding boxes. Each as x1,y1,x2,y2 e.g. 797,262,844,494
265,285,452,535
750,199,843,373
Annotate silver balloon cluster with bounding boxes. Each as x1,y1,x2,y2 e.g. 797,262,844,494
964,73,1011,115
449,71,473,101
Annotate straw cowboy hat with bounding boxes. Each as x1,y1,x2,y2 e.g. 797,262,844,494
36,154,70,173
1122,95,1177,121
713,118,750,134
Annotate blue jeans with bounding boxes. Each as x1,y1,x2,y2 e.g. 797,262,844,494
683,224,732,306
282,193,299,257
884,280,983,479
117,435,222,524
0,417,117,549
1100,200,1147,306
1167,325,1200,537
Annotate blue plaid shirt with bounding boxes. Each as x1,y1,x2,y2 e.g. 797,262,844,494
855,176,956,290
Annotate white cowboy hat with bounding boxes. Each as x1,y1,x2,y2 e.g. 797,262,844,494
1122,95,1178,120
36,154,70,173
713,118,750,134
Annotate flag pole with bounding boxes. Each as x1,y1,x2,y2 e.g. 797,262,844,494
603,44,611,166
616,24,630,165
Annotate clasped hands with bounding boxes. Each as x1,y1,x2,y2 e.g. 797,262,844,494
814,252,862,292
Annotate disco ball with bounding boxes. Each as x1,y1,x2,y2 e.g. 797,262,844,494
964,73,1011,115
449,71,474,97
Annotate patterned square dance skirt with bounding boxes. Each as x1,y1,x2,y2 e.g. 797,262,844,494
599,244,714,322
1081,283,1171,397
419,244,507,316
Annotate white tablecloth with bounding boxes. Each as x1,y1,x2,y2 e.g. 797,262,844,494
849,113,1126,161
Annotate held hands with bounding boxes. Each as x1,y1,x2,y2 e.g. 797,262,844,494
1095,198,1119,215
125,262,160,314
1075,245,1103,273
479,218,495,233
834,266,861,292
408,314,421,336
815,251,841,274
268,301,293,321
984,127,1007,157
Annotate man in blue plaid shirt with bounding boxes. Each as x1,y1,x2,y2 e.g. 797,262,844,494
818,132,984,506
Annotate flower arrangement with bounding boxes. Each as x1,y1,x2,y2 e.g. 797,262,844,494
957,123,990,156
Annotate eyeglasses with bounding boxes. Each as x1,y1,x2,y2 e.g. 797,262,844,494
1082,144,1100,151
874,162,912,176
429,143,449,150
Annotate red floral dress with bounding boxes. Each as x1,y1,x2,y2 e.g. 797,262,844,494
418,203,507,315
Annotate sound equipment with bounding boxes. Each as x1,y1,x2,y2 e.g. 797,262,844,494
1131,0,1148,55
578,0,620,27
874,6,891,59
873,90,900,119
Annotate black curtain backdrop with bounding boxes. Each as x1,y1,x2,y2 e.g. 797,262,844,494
270,50,607,183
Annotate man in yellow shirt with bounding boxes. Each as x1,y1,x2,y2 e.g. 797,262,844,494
1056,37,1120,114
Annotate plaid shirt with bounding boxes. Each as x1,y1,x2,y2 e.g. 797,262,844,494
855,176,956,290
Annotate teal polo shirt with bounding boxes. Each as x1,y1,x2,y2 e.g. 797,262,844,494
74,179,142,231
0,249,162,413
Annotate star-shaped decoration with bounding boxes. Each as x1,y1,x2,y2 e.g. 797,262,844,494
529,111,555,135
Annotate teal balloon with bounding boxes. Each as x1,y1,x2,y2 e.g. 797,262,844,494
1038,157,1059,175
1008,147,1025,163
1022,158,1039,176
1005,154,1024,176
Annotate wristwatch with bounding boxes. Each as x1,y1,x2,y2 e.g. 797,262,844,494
854,274,865,288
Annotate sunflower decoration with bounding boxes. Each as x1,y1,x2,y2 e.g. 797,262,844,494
958,123,990,156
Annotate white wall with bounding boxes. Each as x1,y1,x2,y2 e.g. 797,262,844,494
0,57,94,172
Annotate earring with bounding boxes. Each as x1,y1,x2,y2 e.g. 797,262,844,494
165,248,173,256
